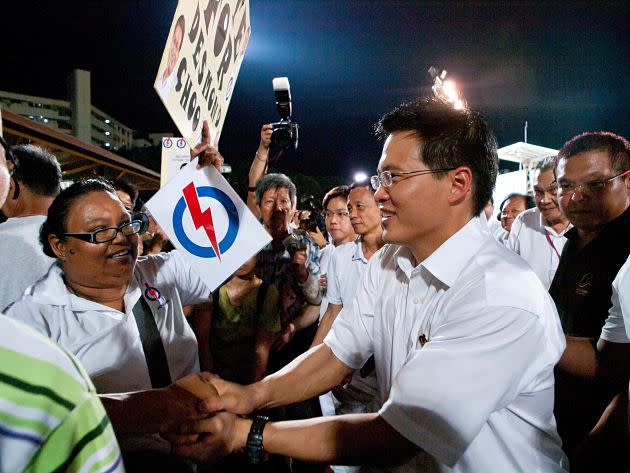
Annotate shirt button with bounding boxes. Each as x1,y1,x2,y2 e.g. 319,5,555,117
413,297,419,304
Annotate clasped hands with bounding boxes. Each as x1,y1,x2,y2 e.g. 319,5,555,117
160,372,256,463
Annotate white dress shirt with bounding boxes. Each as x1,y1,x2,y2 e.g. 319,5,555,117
325,217,567,472
507,207,571,289
600,254,630,343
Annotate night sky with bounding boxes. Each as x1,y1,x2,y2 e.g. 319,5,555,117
2,0,629,181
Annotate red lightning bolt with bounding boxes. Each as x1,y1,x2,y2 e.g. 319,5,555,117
182,182,222,260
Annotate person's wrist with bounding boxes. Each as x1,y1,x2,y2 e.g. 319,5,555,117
235,417,253,452
244,414,270,463
255,149,268,161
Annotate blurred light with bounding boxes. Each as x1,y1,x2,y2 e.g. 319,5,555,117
105,131,111,136
428,66,467,110
105,119,110,124
43,118,48,123
354,171,368,183
105,142,111,147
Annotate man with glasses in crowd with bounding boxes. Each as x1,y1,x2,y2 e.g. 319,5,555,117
310,182,383,473
507,155,571,289
170,98,567,472
549,131,630,472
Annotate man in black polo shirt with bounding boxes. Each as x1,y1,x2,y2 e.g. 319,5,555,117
550,131,630,471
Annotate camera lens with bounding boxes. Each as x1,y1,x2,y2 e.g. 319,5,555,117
271,127,292,149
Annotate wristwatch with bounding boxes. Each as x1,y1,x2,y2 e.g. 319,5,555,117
245,414,270,464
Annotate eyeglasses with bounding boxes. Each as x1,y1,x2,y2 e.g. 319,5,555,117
370,168,455,191
62,212,149,244
555,169,630,196
324,210,349,219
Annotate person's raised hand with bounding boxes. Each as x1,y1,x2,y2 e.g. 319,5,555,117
259,124,273,153
191,121,224,172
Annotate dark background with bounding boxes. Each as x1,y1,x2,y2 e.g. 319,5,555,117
2,0,629,192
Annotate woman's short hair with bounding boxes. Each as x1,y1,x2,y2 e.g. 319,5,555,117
40,178,116,258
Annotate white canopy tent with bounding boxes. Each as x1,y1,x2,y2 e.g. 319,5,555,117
492,141,558,216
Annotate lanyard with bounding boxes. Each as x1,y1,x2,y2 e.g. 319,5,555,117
545,231,561,260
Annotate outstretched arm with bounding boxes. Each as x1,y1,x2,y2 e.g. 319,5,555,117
174,411,419,467
247,124,273,215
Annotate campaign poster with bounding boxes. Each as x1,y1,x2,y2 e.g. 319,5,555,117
145,158,271,292
160,137,191,187
154,0,250,150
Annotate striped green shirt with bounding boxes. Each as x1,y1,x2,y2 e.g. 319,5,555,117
0,316,124,473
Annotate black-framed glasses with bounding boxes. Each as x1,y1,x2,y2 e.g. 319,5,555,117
554,169,630,196
370,168,455,191
62,212,149,244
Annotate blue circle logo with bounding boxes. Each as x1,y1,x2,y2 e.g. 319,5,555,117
163,138,173,148
144,285,161,301
172,186,239,258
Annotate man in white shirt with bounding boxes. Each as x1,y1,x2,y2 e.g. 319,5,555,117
0,144,61,310
172,98,568,473
311,183,383,473
508,156,571,288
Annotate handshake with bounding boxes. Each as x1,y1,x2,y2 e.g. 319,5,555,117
160,371,261,463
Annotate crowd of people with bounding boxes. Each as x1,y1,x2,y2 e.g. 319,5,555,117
1,96,630,473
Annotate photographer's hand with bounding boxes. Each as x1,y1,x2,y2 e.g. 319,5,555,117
259,123,273,154
290,249,309,284
307,227,327,248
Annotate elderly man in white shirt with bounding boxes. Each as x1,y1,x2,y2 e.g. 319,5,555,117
508,156,571,288
171,98,568,473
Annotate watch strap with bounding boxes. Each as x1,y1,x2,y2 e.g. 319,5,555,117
245,414,270,464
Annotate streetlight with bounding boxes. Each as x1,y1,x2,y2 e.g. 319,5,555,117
353,171,368,183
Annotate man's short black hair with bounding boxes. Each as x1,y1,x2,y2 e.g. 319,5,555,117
109,176,139,209
322,185,351,210
11,144,62,197
375,97,498,215
556,131,630,175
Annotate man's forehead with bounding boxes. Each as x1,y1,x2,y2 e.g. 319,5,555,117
263,186,291,198
557,149,612,176
326,196,348,210
378,131,422,169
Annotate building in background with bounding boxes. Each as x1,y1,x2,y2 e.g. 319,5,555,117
0,69,135,151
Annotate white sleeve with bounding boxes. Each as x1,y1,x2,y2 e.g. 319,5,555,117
323,250,377,369
601,257,630,343
506,213,524,254
160,251,212,306
325,248,343,305
4,299,54,339
379,305,547,467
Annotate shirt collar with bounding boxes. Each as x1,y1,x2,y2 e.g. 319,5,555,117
32,263,139,315
353,239,368,263
395,217,488,288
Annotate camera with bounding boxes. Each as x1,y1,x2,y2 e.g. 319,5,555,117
270,77,299,150
282,230,308,254
298,195,326,234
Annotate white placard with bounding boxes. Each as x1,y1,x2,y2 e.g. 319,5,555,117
154,0,251,149
145,158,271,291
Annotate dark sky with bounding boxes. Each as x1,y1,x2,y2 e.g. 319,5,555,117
2,0,629,180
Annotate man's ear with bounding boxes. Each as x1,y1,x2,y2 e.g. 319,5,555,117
447,166,473,207
48,234,68,260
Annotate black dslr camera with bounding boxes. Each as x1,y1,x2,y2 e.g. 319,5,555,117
298,195,326,234
282,231,308,254
270,77,299,150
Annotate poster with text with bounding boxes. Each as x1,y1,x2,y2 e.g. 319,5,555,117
145,158,271,292
154,0,250,150
160,137,191,187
